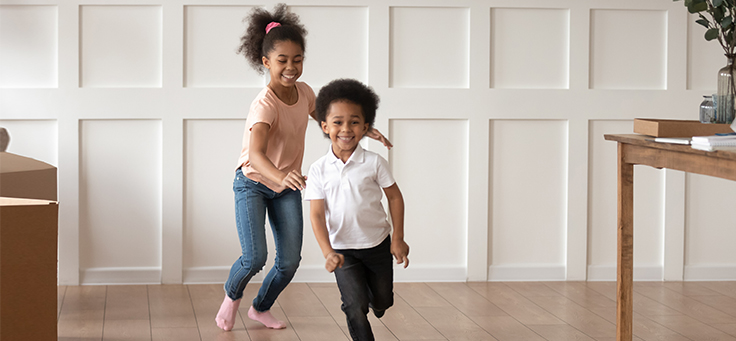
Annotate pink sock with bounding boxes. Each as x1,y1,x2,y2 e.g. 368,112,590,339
215,296,241,331
248,306,287,329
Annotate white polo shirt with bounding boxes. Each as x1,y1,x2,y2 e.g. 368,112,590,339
304,144,395,249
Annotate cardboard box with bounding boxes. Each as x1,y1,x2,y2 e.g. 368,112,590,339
0,152,57,201
634,118,734,138
0,197,58,341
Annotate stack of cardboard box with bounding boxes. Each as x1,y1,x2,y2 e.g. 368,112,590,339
0,151,58,340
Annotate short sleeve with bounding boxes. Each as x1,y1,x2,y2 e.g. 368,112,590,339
302,83,316,116
247,97,277,130
303,162,325,200
375,155,395,188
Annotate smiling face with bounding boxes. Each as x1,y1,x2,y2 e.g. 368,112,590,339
321,100,370,163
262,40,303,90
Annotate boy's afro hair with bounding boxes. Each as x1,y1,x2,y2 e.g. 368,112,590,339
316,79,380,127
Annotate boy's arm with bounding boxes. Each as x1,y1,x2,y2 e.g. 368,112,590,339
383,183,409,268
309,199,344,272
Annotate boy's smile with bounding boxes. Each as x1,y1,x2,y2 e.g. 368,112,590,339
321,101,370,163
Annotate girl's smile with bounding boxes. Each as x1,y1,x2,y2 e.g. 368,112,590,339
262,40,303,104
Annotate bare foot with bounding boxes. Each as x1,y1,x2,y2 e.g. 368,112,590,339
248,305,286,329
215,295,241,331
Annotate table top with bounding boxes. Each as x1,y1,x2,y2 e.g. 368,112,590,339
605,134,736,181
604,134,736,161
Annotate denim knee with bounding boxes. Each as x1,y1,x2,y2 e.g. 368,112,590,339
342,299,370,319
276,255,301,274
241,252,267,275
372,293,393,311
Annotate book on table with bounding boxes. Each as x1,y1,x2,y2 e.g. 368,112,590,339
690,134,736,151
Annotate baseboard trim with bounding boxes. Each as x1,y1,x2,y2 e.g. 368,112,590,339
684,265,736,281
80,267,161,285
182,265,467,284
488,265,566,281
586,265,663,281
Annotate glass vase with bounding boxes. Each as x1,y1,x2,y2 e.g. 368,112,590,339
700,95,716,123
716,54,736,124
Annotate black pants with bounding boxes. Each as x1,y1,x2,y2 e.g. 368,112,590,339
334,236,394,341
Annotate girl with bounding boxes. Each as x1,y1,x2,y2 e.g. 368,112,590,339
216,4,391,332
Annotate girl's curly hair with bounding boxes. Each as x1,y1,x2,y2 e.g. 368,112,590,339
237,4,307,74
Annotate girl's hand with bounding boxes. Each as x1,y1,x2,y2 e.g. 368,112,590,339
325,252,344,273
366,128,393,149
391,239,410,268
281,170,307,191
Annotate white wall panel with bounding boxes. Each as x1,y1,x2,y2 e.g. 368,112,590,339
80,6,162,88
7,0,734,284
183,120,243,278
489,120,567,280
491,8,569,89
0,120,57,166
292,6,369,88
685,174,736,280
299,120,335,282
0,5,57,88
588,120,665,281
389,119,467,281
687,14,726,91
79,120,162,283
590,9,667,89
390,7,469,88
184,6,262,88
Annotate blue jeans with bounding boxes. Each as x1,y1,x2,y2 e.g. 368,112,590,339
224,168,303,312
334,237,394,341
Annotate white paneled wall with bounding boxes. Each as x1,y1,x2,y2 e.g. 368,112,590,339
489,120,567,280
80,5,163,88
0,5,58,88
1,0,735,285
79,120,163,283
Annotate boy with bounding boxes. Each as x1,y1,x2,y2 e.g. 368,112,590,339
304,79,409,341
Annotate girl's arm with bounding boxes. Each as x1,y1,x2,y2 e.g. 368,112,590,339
366,128,393,149
249,122,306,191
383,183,409,268
309,199,344,272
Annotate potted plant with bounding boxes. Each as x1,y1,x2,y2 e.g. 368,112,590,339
677,0,736,124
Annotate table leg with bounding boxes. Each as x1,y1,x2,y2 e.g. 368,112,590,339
616,143,634,341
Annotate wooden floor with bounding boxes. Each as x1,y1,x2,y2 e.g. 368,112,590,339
57,281,736,341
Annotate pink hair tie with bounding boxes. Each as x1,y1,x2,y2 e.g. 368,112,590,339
265,22,281,34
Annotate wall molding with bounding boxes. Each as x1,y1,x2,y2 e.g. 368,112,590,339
80,267,161,285
488,265,566,281
586,265,663,281
684,265,736,281
182,265,467,284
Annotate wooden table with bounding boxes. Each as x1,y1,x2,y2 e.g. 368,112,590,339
604,134,736,340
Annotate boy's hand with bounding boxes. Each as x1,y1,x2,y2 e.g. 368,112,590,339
325,252,344,273
391,239,410,268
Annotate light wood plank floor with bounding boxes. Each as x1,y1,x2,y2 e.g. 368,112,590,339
56,281,736,341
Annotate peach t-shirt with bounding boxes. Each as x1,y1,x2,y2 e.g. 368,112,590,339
237,82,316,192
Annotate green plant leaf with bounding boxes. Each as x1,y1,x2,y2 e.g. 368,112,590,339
697,18,711,27
714,0,724,7
723,16,733,29
689,1,709,12
706,28,720,40
714,7,725,21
